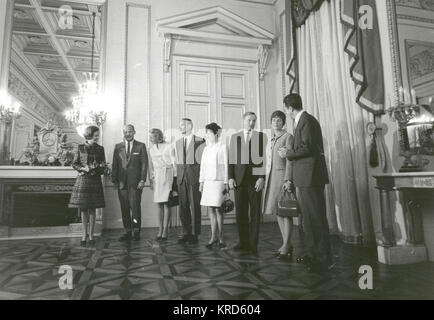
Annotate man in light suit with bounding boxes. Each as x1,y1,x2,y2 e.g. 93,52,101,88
280,93,331,272
174,118,205,245
228,112,267,256
112,124,149,241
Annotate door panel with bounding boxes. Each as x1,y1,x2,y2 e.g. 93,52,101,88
220,72,246,99
175,59,257,220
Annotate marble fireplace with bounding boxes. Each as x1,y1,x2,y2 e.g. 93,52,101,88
0,167,103,239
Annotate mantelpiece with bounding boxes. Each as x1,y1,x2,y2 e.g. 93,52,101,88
0,166,102,240
374,172,434,265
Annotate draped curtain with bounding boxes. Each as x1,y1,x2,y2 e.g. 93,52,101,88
292,0,375,244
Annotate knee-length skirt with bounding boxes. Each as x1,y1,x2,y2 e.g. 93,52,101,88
263,168,285,215
69,174,105,209
200,180,225,208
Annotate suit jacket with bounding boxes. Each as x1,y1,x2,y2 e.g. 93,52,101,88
111,140,149,190
286,112,329,187
228,130,267,186
174,135,205,186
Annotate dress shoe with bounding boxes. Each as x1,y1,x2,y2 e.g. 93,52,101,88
133,232,140,241
161,237,168,242
189,235,199,244
178,235,191,244
155,236,162,241
88,239,95,246
205,239,218,249
118,233,132,242
296,255,313,264
233,243,248,252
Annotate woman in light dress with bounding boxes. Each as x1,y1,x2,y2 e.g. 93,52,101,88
263,110,294,259
148,128,176,241
199,122,229,249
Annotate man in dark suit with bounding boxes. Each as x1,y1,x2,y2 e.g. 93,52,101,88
279,93,331,272
111,124,149,241
228,112,267,255
174,118,205,244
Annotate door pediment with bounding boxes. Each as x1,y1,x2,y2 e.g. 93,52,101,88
156,6,274,46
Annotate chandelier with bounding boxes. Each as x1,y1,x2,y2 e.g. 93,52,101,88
65,12,106,132
0,91,21,122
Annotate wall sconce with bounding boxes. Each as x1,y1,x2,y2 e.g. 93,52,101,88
0,91,21,122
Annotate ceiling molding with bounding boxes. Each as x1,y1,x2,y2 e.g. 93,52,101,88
29,0,81,87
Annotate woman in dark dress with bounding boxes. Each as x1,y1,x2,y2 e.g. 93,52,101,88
69,126,106,246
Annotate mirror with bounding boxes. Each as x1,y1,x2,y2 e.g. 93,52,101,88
0,0,104,166
389,0,434,171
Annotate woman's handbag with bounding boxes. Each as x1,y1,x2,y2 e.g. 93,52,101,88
219,188,234,214
167,190,179,208
277,189,299,217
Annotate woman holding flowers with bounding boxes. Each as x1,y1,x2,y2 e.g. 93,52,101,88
69,125,107,246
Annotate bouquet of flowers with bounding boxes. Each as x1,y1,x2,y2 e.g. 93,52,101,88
87,161,111,176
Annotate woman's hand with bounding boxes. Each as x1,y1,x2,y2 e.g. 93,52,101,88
82,165,90,173
199,182,204,193
278,147,288,159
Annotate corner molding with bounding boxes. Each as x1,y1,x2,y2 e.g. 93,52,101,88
163,34,172,73
258,44,269,80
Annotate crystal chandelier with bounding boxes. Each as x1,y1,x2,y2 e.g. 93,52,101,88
0,91,21,122
65,12,106,132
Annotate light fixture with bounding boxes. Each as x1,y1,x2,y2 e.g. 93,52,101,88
65,12,106,134
0,91,21,122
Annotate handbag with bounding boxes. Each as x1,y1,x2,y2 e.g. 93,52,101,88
167,190,179,208
277,189,299,217
219,188,234,214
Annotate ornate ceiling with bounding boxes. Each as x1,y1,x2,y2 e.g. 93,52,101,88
10,0,101,112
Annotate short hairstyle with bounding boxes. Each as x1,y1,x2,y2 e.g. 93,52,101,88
270,110,286,126
123,124,136,132
181,118,193,124
283,93,303,111
205,122,222,135
150,128,165,143
84,125,100,140
243,111,257,119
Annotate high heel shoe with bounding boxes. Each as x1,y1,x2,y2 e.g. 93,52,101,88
205,240,219,249
277,246,294,260
218,241,227,249
80,235,88,247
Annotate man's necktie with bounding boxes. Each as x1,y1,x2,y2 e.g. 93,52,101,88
245,131,251,143
183,138,187,164
127,141,131,156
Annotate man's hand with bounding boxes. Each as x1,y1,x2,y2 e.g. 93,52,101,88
228,179,237,190
283,180,293,192
199,182,204,193
255,178,265,192
137,180,146,190
278,147,288,159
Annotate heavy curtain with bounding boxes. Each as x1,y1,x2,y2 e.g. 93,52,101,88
287,0,385,114
292,0,375,244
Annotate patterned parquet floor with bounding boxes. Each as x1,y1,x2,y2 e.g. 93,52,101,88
0,223,433,300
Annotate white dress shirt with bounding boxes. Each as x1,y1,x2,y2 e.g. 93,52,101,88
244,130,252,143
183,133,193,149
124,139,134,153
294,110,306,129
